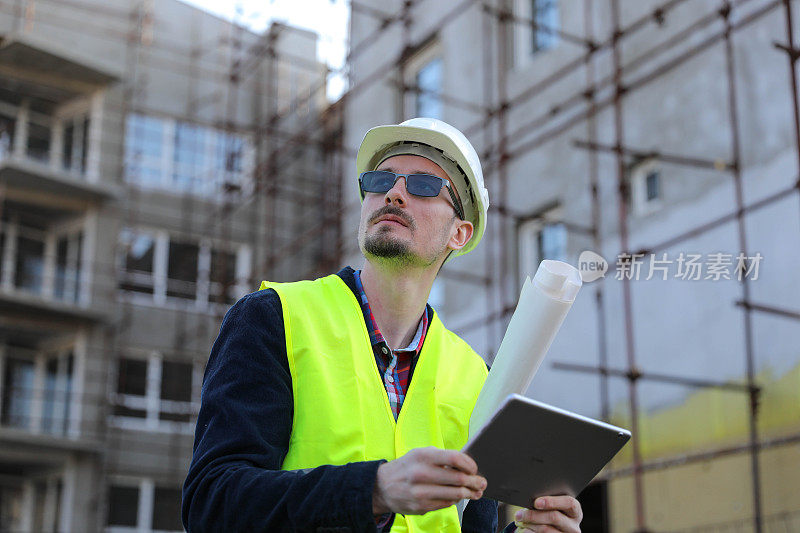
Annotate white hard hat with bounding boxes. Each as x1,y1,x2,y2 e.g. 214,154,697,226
356,117,490,259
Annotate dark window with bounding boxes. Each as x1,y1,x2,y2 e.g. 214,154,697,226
80,116,89,172
63,122,74,170
119,230,155,295
115,358,147,418
152,487,183,531
42,357,59,434
646,169,660,202
26,121,51,163
55,233,82,303
1,357,34,428
15,235,45,294
107,485,139,527
64,354,73,429
32,481,47,532
0,115,15,158
159,360,192,422
0,231,5,282
167,241,199,300
55,238,69,298
117,358,147,396
63,115,90,174
209,249,237,304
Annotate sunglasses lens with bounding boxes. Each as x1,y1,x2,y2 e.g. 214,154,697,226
361,171,397,193
405,174,442,197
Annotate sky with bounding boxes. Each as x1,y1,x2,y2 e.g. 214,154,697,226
179,0,350,101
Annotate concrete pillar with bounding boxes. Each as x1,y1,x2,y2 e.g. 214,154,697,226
18,480,34,532
138,478,154,533
61,455,101,533
13,101,28,158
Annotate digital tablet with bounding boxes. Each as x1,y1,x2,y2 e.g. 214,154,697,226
462,394,631,508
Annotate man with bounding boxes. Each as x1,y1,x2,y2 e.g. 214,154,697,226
182,118,582,532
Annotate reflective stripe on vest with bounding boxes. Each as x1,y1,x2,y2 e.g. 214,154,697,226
259,275,488,533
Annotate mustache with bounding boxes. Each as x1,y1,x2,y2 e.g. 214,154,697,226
370,205,414,229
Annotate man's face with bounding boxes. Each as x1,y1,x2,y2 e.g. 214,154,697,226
357,154,470,269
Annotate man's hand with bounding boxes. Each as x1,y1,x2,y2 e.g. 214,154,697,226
513,496,583,533
372,447,487,516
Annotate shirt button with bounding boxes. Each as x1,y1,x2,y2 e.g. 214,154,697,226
381,346,389,355
387,376,394,383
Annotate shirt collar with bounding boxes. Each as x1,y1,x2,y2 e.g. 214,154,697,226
353,269,428,353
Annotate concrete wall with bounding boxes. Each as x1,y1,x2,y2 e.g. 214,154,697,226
346,0,800,530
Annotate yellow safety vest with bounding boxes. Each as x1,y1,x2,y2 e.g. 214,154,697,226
259,274,488,532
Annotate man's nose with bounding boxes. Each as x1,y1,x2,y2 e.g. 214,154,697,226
384,176,407,207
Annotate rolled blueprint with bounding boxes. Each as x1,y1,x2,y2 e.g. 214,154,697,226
468,260,583,437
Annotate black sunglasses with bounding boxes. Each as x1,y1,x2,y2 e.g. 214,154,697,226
359,170,464,220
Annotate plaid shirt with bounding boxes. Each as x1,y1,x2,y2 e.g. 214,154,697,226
354,270,432,531
353,269,430,420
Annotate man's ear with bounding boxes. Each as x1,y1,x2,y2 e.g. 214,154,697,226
449,219,474,251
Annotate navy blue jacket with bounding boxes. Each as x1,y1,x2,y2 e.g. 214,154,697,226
182,266,514,532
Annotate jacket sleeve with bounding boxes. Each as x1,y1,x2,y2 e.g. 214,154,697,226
181,290,385,532
461,497,499,532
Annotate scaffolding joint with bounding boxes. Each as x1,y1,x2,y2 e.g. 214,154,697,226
653,8,665,26
626,368,643,382
749,385,762,412
718,3,732,20
774,41,800,62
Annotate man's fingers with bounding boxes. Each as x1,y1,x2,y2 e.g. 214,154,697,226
429,448,479,475
408,460,485,491
515,509,579,533
533,496,583,521
515,525,560,533
411,483,483,503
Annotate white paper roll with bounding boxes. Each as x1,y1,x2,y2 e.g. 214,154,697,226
468,260,582,437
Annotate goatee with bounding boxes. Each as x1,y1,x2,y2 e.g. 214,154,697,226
364,232,410,258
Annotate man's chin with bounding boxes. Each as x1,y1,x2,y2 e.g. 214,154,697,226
363,234,411,258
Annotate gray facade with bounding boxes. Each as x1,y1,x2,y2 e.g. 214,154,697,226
0,1,331,531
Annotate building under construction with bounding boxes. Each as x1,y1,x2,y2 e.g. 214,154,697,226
0,0,336,530
344,0,800,531
0,0,798,531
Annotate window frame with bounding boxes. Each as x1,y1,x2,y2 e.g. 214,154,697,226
0,214,88,305
105,477,184,533
0,344,77,436
117,228,251,313
0,93,99,181
402,41,444,120
124,112,255,200
517,206,567,286
109,352,202,434
54,98,93,177
512,0,561,69
629,158,663,216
